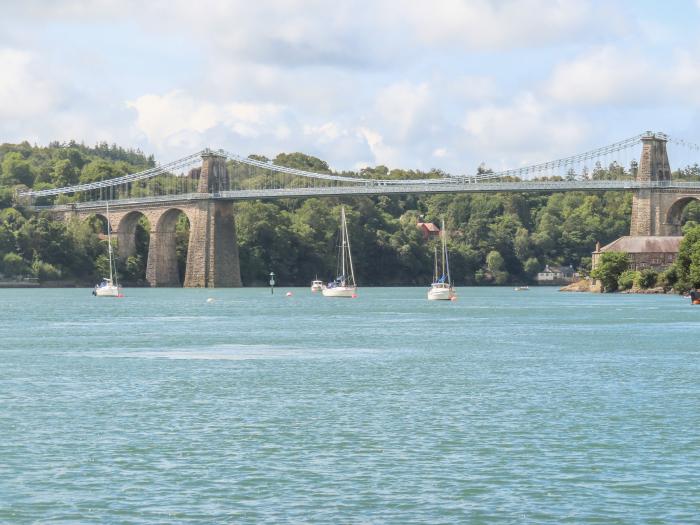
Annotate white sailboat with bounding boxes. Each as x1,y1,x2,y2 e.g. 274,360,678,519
322,206,357,298
428,218,456,301
93,202,123,297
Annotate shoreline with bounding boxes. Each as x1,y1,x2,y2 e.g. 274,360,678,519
559,279,673,295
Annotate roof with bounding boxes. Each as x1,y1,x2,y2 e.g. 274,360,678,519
540,264,575,274
417,222,440,232
599,236,682,254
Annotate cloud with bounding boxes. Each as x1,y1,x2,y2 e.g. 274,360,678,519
545,45,700,108
0,49,59,118
546,47,652,105
463,93,589,168
393,0,616,50
126,91,291,149
1,1,698,176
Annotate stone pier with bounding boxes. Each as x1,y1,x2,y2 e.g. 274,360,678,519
183,151,242,287
59,151,242,287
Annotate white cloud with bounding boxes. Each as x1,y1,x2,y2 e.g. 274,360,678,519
546,47,651,105
545,45,700,108
393,0,614,50
668,51,700,104
126,91,288,148
463,93,588,168
1,1,698,175
0,49,58,118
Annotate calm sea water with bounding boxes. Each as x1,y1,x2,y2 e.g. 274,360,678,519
1,287,699,523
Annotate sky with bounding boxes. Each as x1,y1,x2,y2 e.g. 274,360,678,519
1,0,700,174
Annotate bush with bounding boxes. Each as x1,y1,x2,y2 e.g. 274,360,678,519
636,268,658,289
2,252,28,277
31,259,61,281
523,257,540,276
591,252,629,292
657,265,678,290
618,270,639,291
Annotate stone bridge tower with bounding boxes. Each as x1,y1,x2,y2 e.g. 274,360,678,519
628,133,700,236
183,151,242,287
629,134,672,236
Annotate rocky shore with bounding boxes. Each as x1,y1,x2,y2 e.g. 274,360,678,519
559,279,670,294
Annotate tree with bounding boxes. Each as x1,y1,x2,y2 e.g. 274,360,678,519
674,224,700,291
486,250,505,273
52,159,78,187
617,270,638,291
591,252,629,292
636,269,658,289
1,152,34,186
523,257,540,277
2,252,28,276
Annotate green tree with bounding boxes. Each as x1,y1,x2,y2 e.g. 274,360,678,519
2,252,28,276
617,269,638,291
52,159,78,187
636,268,658,289
591,252,629,292
1,152,34,186
674,224,700,290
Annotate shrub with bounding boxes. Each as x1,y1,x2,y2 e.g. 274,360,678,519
617,270,639,291
2,252,28,277
591,252,629,292
658,265,679,290
31,259,61,281
636,268,658,289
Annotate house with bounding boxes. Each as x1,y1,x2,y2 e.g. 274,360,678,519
417,222,440,240
591,236,681,272
536,264,578,284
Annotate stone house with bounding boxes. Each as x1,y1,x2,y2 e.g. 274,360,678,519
591,236,681,272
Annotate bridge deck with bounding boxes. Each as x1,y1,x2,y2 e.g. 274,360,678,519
31,180,700,212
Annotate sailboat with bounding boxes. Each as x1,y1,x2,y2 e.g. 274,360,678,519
93,201,123,297
428,218,456,301
322,206,357,298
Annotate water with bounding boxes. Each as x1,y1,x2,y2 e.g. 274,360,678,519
1,287,699,523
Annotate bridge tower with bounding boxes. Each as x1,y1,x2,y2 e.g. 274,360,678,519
629,133,672,236
183,151,242,287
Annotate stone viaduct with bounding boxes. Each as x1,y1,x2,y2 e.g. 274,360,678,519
64,152,241,287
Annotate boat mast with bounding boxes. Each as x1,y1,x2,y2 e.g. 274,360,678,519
340,206,346,283
343,206,356,287
441,218,446,281
443,218,451,286
433,245,438,283
106,201,114,284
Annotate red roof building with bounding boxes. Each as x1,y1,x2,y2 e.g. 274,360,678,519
417,222,440,240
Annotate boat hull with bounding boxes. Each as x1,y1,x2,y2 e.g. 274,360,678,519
94,285,121,297
322,286,357,298
427,287,456,301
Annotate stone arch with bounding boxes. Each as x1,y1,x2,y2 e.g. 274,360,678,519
665,196,700,235
116,211,152,262
145,208,191,286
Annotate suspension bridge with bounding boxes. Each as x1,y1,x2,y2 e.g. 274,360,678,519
17,131,700,287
